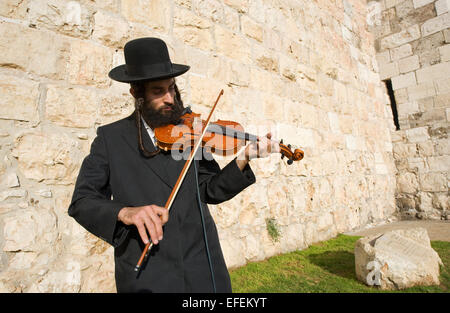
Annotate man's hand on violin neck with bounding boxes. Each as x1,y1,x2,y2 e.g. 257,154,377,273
236,132,280,171
117,205,169,245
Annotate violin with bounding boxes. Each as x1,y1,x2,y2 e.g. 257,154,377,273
135,90,304,273
154,107,304,164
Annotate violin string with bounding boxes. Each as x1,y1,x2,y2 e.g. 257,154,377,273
206,123,286,147
207,123,258,142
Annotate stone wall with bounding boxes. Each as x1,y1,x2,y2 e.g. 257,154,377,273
0,0,396,292
369,0,449,220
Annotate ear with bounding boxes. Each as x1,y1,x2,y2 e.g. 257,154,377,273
130,86,137,99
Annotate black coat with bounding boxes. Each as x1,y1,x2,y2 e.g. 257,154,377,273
68,113,256,292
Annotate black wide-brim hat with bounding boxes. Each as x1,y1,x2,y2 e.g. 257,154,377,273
108,37,190,83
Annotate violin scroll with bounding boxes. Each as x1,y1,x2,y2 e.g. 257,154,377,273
279,139,304,165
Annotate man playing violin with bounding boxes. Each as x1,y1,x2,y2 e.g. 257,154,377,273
68,37,279,293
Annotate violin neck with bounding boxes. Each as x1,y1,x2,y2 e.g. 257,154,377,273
208,123,259,142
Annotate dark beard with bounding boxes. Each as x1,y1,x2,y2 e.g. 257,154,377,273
140,101,184,128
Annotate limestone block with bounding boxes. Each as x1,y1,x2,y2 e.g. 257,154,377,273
213,196,241,229
284,40,310,64
0,189,27,202
215,26,251,63
391,72,416,90
379,61,399,80
416,97,433,112
435,92,450,107
283,223,305,251
317,73,334,99
435,0,450,15
0,74,40,123
121,0,171,32
9,252,37,270
392,88,407,105
78,257,116,293
189,75,232,109
416,62,450,84
355,228,442,290
390,44,413,61
413,0,434,8
397,101,419,118
328,112,341,134
398,55,420,73
175,0,192,9
79,0,119,13
252,45,279,73
428,155,450,172
417,141,434,157
279,125,314,148
395,0,416,19
421,13,450,37
410,109,446,128
267,184,289,222
303,219,320,246
0,173,20,188
12,132,83,184
228,61,251,87
435,138,450,155
195,0,225,23
345,135,367,151
438,44,450,62
376,51,391,65
407,81,436,100
248,0,265,24
397,172,419,194
224,0,249,13
92,10,129,48
45,84,98,128
333,80,348,106
28,261,81,292
262,93,283,120
223,5,240,32
420,172,448,191
435,77,450,95
243,232,263,261
393,143,417,159
250,153,281,179
0,0,29,19
98,92,134,126
27,0,92,38
3,207,57,252
405,126,430,143
445,28,450,43
173,8,214,51
241,15,263,42
67,39,112,87
0,22,70,80
432,192,449,210
380,24,421,50
221,236,246,269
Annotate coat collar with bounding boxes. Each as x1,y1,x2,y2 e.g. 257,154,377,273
121,112,185,189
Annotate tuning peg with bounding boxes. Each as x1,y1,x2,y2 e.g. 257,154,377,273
281,154,285,159
287,159,293,165
280,139,283,144
288,144,291,149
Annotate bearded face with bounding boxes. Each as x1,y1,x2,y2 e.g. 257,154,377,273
140,95,184,128
135,78,184,128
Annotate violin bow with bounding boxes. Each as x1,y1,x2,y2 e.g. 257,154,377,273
134,89,224,273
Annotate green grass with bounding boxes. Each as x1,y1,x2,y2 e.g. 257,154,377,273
230,234,450,293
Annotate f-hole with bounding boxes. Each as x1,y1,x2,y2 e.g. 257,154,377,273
384,79,400,130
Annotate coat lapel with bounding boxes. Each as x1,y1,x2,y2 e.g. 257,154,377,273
121,113,177,189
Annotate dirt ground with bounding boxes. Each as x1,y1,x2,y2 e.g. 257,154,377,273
345,220,450,242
